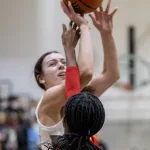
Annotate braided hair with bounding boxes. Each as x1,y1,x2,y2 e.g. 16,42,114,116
52,92,105,150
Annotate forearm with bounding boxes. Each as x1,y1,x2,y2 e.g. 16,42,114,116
64,47,77,67
102,47,107,74
101,33,120,78
78,25,93,87
63,47,80,99
65,66,80,99
78,25,93,73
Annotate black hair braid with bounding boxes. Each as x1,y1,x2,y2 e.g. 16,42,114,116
65,92,105,137
46,92,105,150
52,134,101,150
88,95,105,136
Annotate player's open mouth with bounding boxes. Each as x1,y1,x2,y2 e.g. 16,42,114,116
58,72,65,77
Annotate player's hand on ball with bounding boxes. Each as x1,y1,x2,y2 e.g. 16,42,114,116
61,1,88,27
89,0,118,34
62,21,80,50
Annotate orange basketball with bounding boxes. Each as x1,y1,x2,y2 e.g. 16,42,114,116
63,0,103,14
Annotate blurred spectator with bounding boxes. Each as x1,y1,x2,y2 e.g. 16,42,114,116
0,109,17,150
16,111,28,150
0,109,8,150
5,127,18,150
5,95,24,114
0,88,2,110
0,93,40,150
27,118,40,150
17,122,28,150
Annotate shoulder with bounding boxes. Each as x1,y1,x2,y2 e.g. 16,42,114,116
37,83,66,120
43,82,66,107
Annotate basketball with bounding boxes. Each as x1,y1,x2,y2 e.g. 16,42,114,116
63,0,103,14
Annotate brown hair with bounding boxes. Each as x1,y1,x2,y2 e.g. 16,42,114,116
34,51,59,90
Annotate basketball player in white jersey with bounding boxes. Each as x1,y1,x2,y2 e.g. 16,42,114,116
34,0,119,149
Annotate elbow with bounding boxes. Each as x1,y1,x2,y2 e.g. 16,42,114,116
116,70,120,80
86,72,93,82
80,70,93,84
82,70,93,81
111,71,120,82
117,73,120,80
80,66,93,79
107,70,120,83
114,70,120,80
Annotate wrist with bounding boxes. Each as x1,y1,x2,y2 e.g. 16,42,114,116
65,51,76,59
80,24,89,31
100,31,113,38
66,56,77,67
63,45,74,51
64,49,76,62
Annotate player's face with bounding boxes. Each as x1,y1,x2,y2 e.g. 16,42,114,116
40,53,66,89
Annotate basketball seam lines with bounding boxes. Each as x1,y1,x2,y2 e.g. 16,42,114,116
79,0,97,9
72,2,85,13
